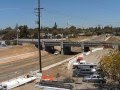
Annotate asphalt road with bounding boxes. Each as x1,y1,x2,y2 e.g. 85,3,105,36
0,54,74,82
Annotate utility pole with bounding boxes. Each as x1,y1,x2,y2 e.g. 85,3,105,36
37,0,43,73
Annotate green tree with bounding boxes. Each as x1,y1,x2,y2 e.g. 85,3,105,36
99,50,120,84
68,26,76,34
19,25,29,38
53,22,57,30
2,30,16,40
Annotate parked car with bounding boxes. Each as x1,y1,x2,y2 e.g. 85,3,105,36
83,74,106,83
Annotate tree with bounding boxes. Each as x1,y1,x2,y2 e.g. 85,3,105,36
68,26,76,33
2,30,16,40
52,29,59,36
19,25,29,38
99,50,120,84
53,22,57,30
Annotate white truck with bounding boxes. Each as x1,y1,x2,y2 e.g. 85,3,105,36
73,61,96,69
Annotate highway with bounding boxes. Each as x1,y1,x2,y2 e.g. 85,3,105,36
0,35,117,82
0,54,74,82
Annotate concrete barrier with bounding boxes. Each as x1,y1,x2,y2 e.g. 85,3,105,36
1,76,36,90
67,47,104,70
92,48,103,52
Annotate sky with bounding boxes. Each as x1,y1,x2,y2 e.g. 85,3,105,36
0,0,120,29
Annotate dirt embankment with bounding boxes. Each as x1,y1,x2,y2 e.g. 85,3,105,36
0,44,48,64
0,44,38,58
107,36,120,42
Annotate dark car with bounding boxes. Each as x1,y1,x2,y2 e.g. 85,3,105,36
83,74,106,83
73,68,96,77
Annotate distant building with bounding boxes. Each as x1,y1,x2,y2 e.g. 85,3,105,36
78,33,86,36
46,33,53,39
40,33,46,37
55,34,63,39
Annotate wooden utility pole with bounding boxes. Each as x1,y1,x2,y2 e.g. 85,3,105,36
37,0,43,73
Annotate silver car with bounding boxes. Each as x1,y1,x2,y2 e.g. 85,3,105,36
83,74,106,83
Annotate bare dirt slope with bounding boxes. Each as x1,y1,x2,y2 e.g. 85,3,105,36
0,44,49,64
66,36,91,41
107,36,120,42
0,44,38,58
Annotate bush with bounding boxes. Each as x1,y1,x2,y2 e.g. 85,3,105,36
12,41,17,45
63,77,74,83
5,41,10,45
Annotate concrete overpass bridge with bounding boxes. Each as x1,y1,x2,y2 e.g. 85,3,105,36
19,39,120,54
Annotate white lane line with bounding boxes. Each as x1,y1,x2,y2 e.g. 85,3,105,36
105,36,111,41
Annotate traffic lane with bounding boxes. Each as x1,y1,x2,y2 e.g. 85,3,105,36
84,49,110,64
0,55,73,82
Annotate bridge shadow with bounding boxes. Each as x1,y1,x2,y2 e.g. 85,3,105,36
35,44,81,55
35,44,43,50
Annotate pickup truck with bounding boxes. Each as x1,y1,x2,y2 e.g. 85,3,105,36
83,74,106,83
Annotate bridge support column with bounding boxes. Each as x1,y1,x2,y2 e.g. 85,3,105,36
81,42,90,53
81,42,85,53
61,42,71,54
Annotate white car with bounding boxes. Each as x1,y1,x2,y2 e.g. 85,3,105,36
73,60,86,65
73,63,96,69
54,51,60,55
